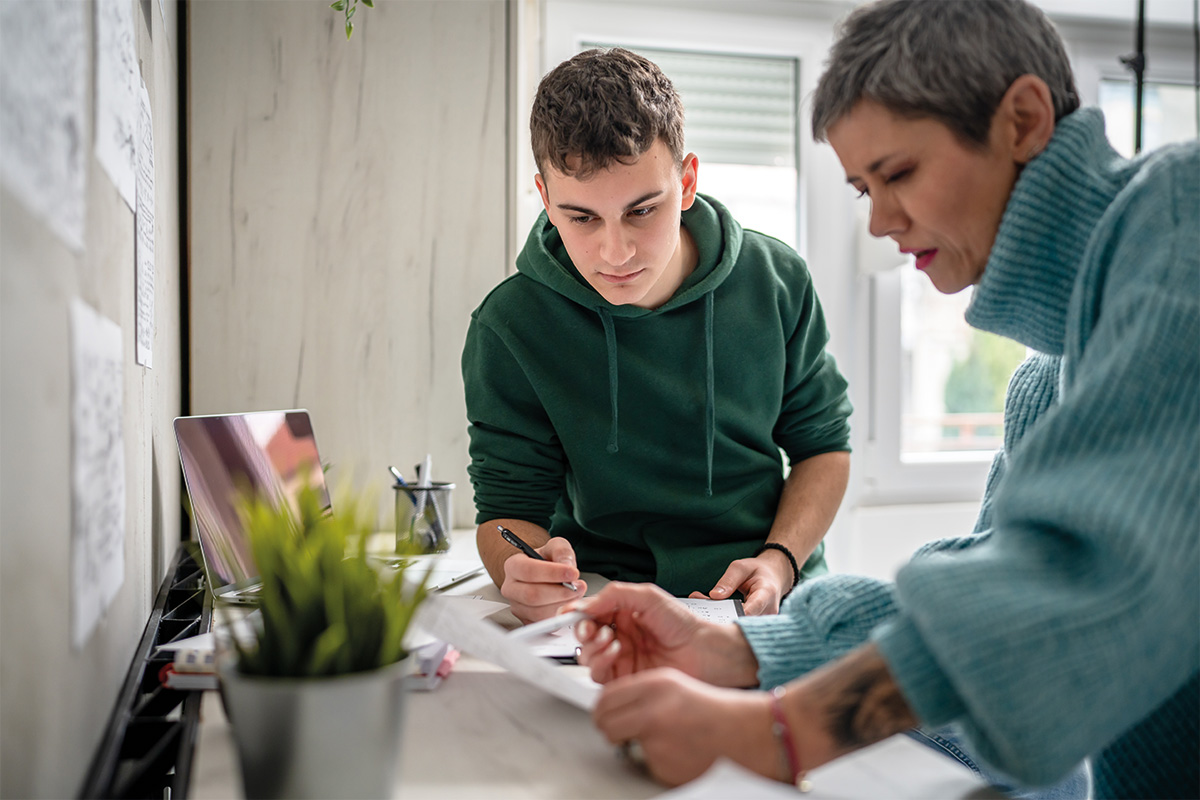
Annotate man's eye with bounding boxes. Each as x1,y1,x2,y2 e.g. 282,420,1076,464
570,215,594,225
629,207,653,218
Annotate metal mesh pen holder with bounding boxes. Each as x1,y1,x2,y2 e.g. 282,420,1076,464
394,482,453,554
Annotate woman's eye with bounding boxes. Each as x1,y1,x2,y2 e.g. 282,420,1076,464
885,168,912,184
854,186,869,199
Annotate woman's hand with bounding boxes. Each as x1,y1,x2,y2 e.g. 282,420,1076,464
571,582,759,688
593,668,779,787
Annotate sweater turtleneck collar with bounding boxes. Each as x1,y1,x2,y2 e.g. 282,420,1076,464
966,108,1128,355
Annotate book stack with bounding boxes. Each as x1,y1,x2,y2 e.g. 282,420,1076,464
158,648,218,691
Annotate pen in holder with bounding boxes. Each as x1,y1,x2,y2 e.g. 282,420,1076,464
394,480,453,554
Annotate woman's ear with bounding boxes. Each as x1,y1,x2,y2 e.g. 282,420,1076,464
1002,74,1057,165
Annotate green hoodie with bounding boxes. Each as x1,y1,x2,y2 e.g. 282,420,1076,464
462,194,851,596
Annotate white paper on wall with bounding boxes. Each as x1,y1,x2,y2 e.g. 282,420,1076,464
95,0,138,209
70,299,126,650
0,0,88,252
135,77,155,368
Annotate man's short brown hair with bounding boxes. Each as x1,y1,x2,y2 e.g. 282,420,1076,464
530,48,685,179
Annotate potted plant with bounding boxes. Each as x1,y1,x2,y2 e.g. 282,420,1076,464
217,478,429,800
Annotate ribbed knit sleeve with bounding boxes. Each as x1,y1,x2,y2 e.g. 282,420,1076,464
738,574,900,689
874,121,1200,790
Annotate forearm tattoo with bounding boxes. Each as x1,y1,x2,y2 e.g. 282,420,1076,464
819,646,919,752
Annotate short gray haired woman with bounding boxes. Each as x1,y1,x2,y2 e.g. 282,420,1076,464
568,1,1199,797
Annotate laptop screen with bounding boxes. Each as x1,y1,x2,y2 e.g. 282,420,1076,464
174,410,329,596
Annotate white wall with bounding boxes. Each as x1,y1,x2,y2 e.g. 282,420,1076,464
187,0,509,528
0,1,183,796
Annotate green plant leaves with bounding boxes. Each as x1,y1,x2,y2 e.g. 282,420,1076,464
331,0,370,40
230,475,431,678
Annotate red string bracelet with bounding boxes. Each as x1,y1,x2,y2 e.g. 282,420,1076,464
770,686,811,792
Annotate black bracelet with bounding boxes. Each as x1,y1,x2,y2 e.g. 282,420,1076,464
754,542,801,596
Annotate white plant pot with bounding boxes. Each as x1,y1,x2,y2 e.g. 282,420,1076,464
218,657,411,799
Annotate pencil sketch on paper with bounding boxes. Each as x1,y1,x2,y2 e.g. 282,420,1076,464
136,78,155,368
70,299,127,650
0,0,87,252
95,0,138,209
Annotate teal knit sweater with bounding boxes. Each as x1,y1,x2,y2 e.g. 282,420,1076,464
739,109,1199,798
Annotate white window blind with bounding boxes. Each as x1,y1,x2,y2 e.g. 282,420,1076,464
582,42,798,168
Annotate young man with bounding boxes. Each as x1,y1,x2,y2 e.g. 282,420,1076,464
462,48,851,622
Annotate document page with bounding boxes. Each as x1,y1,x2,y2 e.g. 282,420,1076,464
415,593,601,711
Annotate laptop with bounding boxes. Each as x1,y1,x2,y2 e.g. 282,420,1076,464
174,409,331,604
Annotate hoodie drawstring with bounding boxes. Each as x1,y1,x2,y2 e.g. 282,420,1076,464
598,299,715,496
704,292,715,497
599,308,620,454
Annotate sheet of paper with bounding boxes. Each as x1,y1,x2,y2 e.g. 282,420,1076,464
802,735,996,799
0,0,88,251
70,299,126,649
655,759,801,799
522,597,742,660
675,597,742,621
135,77,155,368
657,736,995,800
405,596,507,650
415,593,601,711
95,0,137,208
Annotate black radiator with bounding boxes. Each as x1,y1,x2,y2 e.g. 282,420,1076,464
79,544,212,799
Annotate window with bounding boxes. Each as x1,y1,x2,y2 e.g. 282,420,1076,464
1098,78,1199,157
866,267,1005,505
899,272,1026,456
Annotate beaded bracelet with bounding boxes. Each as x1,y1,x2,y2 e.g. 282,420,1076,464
755,542,801,596
770,686,811,792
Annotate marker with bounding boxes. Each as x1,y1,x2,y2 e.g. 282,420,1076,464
497,525,578,591
505,609,588,641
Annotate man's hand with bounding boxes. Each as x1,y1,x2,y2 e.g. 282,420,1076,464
690,550,792,615
572,582,759,688
500,537,585,623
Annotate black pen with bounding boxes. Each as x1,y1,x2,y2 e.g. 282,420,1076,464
497,525,578,591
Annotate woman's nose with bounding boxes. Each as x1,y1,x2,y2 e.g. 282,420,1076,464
868,194,907,239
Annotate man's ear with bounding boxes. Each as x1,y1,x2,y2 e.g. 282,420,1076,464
679,153,699,211
535,173,554,222
1001,75,1056,165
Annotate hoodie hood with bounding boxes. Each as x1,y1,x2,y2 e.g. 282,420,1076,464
514,194,743,493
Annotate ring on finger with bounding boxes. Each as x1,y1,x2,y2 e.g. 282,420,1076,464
620,739,647,767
